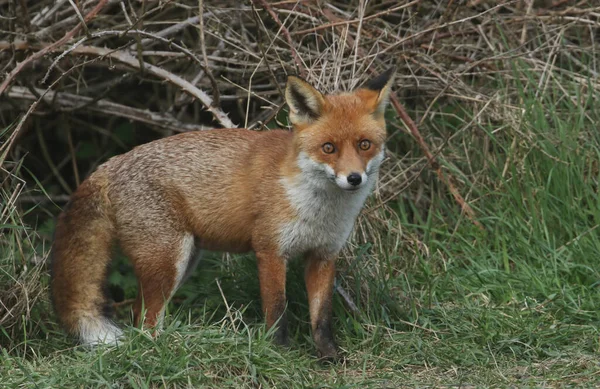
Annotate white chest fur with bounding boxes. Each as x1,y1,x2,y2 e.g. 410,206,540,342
278,176,374,259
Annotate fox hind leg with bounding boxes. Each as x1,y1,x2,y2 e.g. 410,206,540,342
121,231,195,331
256,250,289,347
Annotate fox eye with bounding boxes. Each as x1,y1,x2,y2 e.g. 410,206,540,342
322,143,335,154
359,139,371,151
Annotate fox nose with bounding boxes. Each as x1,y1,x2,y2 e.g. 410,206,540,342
347,172,362,186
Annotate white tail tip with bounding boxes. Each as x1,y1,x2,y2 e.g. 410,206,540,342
78,316,123,346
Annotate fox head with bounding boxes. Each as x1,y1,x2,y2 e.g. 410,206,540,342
285,68,395,192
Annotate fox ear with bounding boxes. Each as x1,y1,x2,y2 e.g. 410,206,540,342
361,67,396,115
285,76,325,127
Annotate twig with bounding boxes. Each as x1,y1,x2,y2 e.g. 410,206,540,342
292,0,420,36
419,44,498,71
251,0,306,78
66,123,80,187
0,170,24,224
334,280,361,317
549,0,572,8
0,88,49,167
0,0,110,95
520,0,534,45
128,9,240,51
17,194,71,203
351,0,366,80
390,96,483,229
250,5,285,130
198,0,220,106
31,0,68,26
174,38,226,109
128,15,199,51
379,2,513,55
66,0,89,37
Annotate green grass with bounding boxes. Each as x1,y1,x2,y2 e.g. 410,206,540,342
3,59,600,388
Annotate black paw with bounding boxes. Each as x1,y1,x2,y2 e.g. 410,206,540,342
272,325,290,348
316,342,340,363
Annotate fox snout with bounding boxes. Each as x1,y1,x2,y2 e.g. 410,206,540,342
334,171,368,191
304,148,386,192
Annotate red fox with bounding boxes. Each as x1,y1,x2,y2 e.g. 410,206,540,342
51,68,395,359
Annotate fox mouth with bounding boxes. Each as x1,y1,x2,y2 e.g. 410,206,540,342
332,179,363,192
323,174,366,192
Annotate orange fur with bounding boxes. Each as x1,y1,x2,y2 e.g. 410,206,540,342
51,69,395,357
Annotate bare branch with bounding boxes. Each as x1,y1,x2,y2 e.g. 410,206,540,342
2,39,236,128
7,86,212,132
0,0,110,95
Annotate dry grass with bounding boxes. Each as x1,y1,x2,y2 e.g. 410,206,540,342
0,161,48,342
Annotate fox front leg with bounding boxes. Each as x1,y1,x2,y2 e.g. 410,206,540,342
256,250,289,347
305,253,338,360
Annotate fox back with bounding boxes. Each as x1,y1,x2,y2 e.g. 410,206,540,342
51,68,396,359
